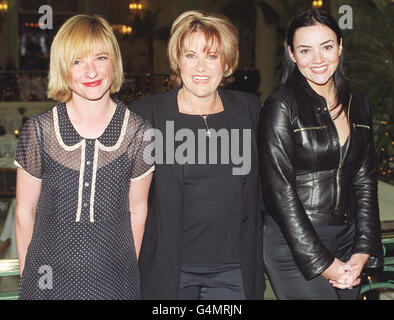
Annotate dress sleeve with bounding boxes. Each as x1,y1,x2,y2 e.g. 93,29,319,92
14,116,42,180
128,119,155,182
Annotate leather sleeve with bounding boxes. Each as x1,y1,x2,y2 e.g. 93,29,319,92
351,95,383,268
258,93,335,280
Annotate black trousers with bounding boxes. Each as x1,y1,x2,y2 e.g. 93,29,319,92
263,218,361,300
178,264,245,300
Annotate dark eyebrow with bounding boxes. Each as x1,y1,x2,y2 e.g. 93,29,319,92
296,40,335,49
320,40,335,45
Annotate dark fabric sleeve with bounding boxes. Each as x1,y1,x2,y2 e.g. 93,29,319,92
249,94,265,213
258,93,334,280
14,116,42,179
128,118,155,182
351,95,383,268
130,98,154,124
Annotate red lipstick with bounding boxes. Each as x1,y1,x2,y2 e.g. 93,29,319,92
83,80,102,87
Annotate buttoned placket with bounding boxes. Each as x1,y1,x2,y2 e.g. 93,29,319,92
53,103,131,224
80,139,95,222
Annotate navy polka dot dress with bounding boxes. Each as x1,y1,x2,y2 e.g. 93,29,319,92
15,100,154,300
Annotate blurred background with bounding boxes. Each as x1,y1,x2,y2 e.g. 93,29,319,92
0,0,391,182
0,0,393,300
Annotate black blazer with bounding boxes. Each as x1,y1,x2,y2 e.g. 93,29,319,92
131,87,266,299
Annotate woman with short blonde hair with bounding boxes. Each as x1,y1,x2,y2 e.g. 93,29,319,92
47,14,124,102
167,10,239,85
15,14,154,300
133,10,265,300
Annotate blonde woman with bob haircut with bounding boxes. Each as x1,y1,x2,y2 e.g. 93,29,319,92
132,10,265,300
15,14,154,300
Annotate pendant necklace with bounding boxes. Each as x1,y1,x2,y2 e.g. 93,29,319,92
186,103,213,138
200,114,211,137
180,90,220,138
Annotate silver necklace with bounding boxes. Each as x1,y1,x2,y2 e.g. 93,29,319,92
200,114,211,137
179,90,219,138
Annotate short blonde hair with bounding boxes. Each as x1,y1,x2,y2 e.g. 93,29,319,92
47,14,124,102
167,10,239,85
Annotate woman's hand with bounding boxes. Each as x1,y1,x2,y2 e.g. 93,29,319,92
321,258,353,288
329,253,370,289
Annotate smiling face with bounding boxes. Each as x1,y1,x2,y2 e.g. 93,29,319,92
178,31,226,100
69,44,114,102
288,23,342,94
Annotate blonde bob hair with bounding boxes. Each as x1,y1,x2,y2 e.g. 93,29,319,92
47,14,124,102
167,10,239,85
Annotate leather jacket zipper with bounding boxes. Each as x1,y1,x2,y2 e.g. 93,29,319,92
353,123,370,130
294,125,328,132
327,94,353,211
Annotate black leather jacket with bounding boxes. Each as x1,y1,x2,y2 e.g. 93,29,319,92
258,72,383,280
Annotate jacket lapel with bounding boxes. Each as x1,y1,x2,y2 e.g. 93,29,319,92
218,87,245,131
160,87,248,187
218,88,249,186
159,87,184,188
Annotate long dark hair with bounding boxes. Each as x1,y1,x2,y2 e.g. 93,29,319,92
280,10,350,117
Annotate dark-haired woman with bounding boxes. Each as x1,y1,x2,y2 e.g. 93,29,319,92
258,9,383,300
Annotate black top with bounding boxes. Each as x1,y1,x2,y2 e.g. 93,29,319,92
340,136,349,158
132,87,266,300
178,111,242,264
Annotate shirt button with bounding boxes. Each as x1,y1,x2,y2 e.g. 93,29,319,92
86,161,91,165
83,203,88,207
85,182,90,187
